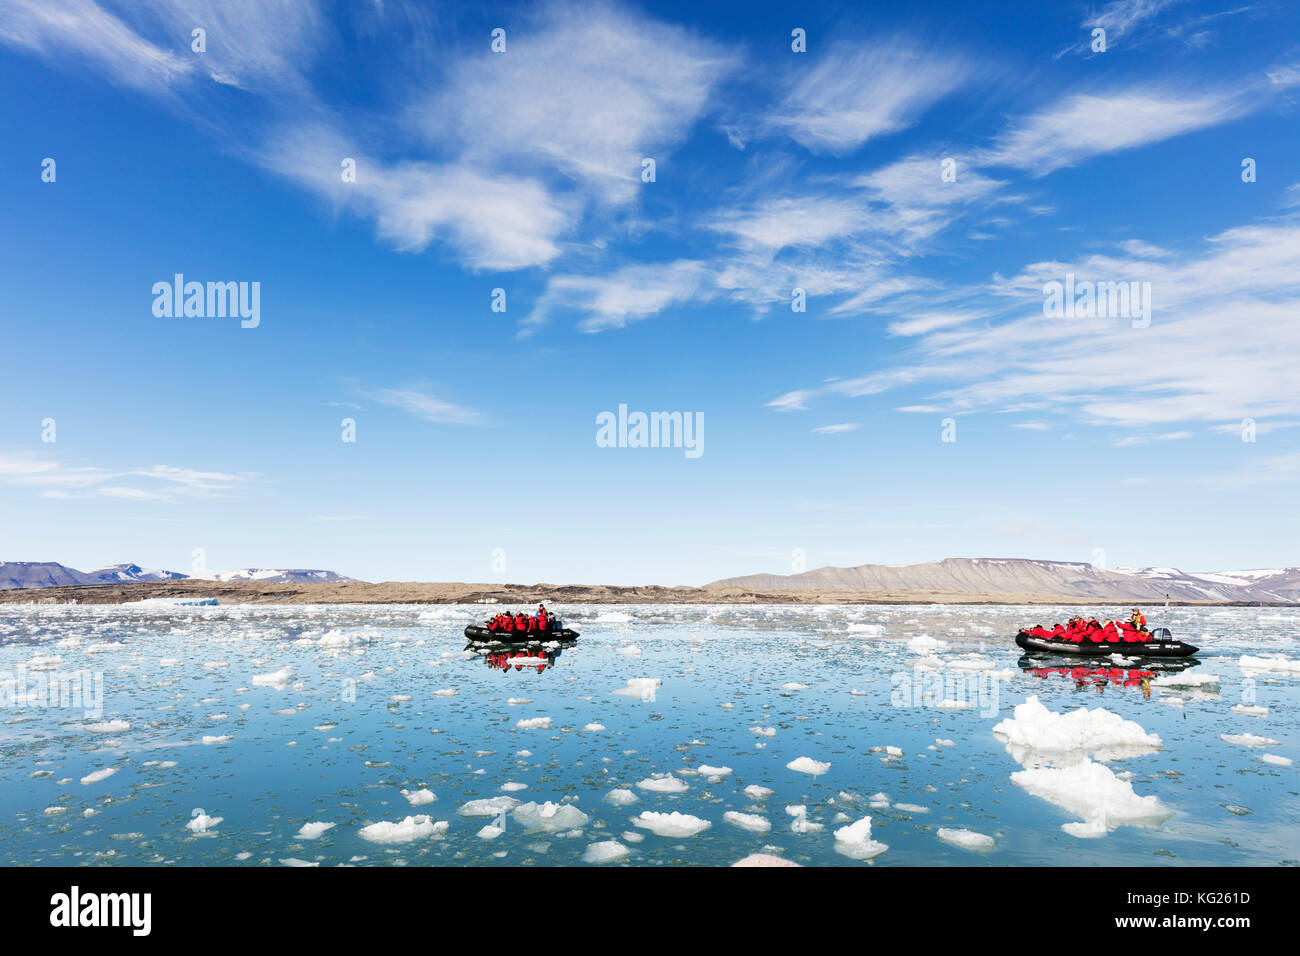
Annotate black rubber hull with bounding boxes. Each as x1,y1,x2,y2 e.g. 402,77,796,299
1015,631,1198,658
464,625,579,642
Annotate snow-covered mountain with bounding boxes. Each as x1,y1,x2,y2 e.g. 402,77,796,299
710,557,1298,602
1113,566,1300,602
0,561,355,589
189,568,355,584
81,563,190,584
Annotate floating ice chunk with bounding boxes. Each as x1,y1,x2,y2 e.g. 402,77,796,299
295,821,335,839
605,788,638,806
636,775,688,794
908,635,948,652
501,782,528,792
1230,704,1269,717
697,765,732,777
945,655,994,671
507,698,532,706
477,824,503,840
743,784,774,800
359,815,447,844
993,695,1161,765
1221,733,1280,747
516,717,552,730
1238,654,1300,676
1150,672,1219,690
583,841,630,863
432,688,457,698
936,699,973,710
937,828,995,851
1010,759,1173,836
612,678,661,701
935,739,955,747
318,630,367,648
583,723,606,732
749,726,776,737
595,612,632,623
732,853,800,867
513,801,590,831
787,756,830,776
253,666,292,689
833,817,888,860
616,645,642,657
847,623,884,636
785,805,823,833
724,811,771,833
895,803,929,814
782,683,810,691
202,735,232,745
85,720,129,733
631,811,710,837
458,797,520,817
402,788,436,806
280,858,318,867
80,767,117,786
1262,753,1292,766
187,812,222,833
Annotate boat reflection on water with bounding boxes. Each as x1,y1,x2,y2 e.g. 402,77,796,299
1017,654,1200,697
466,639,576,675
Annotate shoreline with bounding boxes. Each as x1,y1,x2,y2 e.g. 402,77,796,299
0,580,1294,607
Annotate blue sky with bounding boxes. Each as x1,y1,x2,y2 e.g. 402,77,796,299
1,0,1299,584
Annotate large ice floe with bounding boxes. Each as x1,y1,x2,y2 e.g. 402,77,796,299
993,696,1162,766
1010,760,1174,837
631,811,711,837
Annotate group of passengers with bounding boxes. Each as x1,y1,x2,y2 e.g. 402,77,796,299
485,604,553,634
1024,608,1152,644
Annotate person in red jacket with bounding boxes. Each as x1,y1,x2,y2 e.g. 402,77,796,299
537,604,549,631
1098,620,1121,642
514,611,528,632
501,612,515,632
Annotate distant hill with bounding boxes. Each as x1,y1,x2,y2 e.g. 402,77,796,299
708,557,1299,603
0,561,356,589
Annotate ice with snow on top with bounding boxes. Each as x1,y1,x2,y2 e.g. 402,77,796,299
636,774,688,793
908,635,948,652
187,812,223,833
782,682,810,691
616,645,642,656
252,666,292,689
786,805,823,833
477,824,503,840
85,720,129,733
432,688,457,697
1262,753,1292,766
744,784,774,799
732,853,800,867
458,796,520,817
993,695,1161,765
1230,704,1269,717
1239,654,1300,676
833,816,888,860
631,811,710,837
724,811,771,833
937,828,995,851
583,722,605,731
295,821,335,839
605,788,638,806
359,815,447,843
515,717,552,730
80,767,117,786
514,801,590,831
1221,733,1280,747
787,756,830,776
612,678,661,701
1010,759,1173,836
697,765,732,777
583,840,630,863
401,788,436,806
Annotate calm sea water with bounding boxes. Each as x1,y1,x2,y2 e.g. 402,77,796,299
0,602,1296,866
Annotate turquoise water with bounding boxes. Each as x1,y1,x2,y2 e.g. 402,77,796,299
0,602,1296,866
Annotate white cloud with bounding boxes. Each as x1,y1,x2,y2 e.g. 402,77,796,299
767,40,968,155
811,423,860,434
521,260,710,334
0,452,255,501
365,387,484,426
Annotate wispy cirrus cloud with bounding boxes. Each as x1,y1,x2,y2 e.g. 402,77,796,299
766,40,970,155
363,387,485,426
521,260,711,334
0,452,258,501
